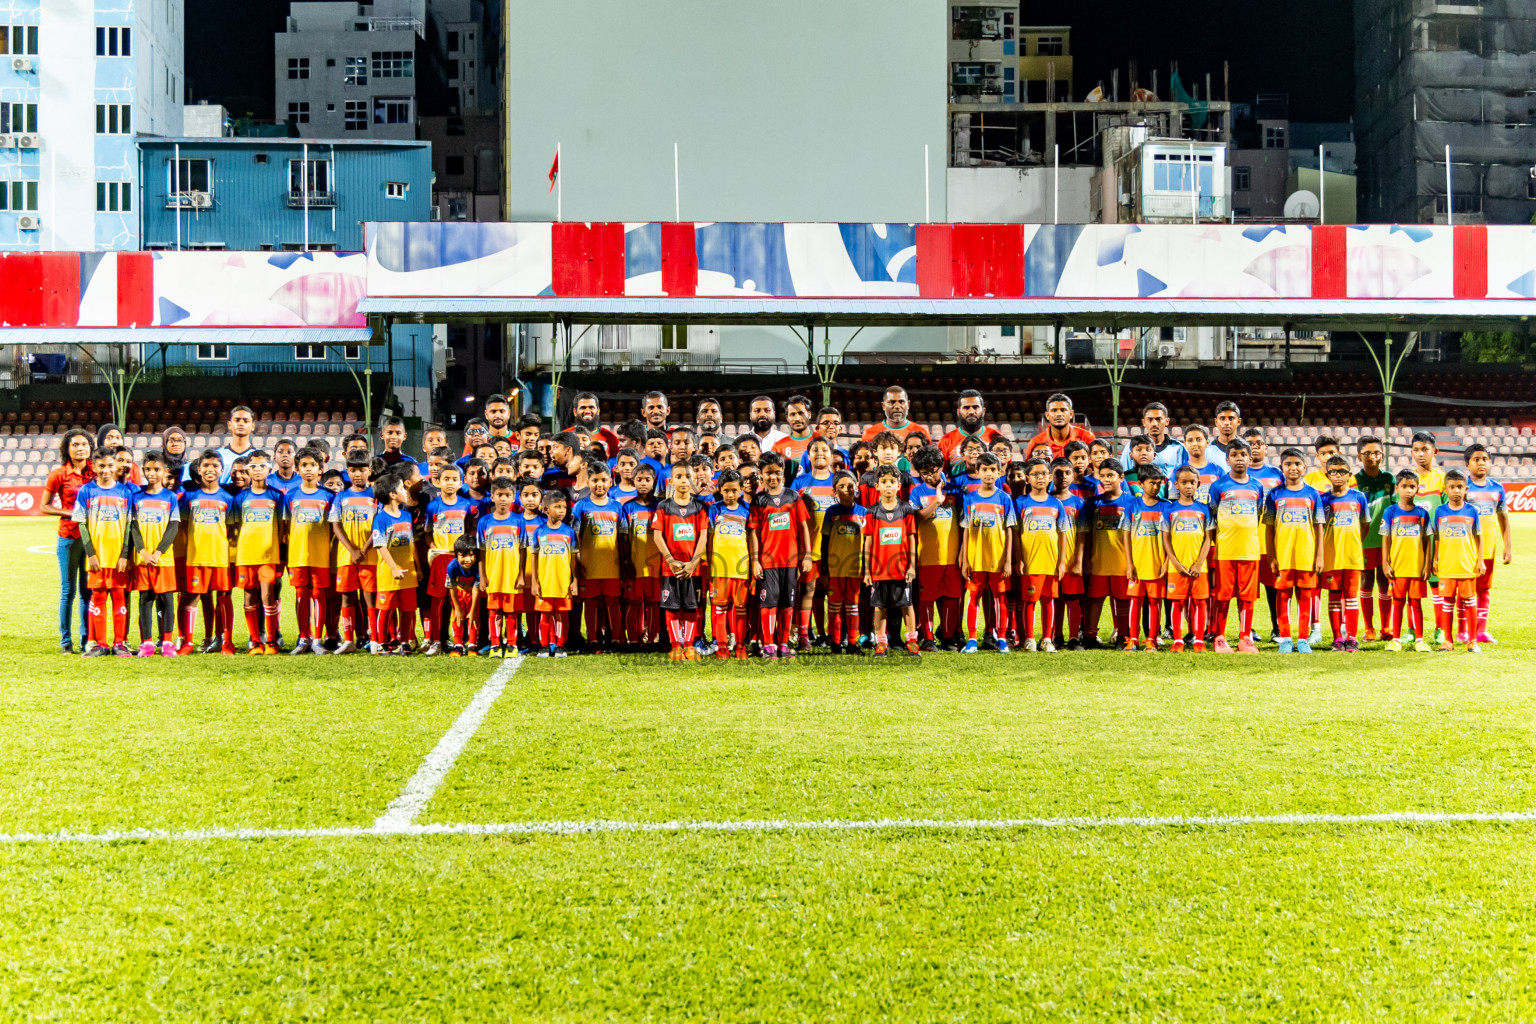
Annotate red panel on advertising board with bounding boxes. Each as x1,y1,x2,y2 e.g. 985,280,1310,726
915,224,954,299
1311,225,1347,298
1453,224,1488,300
951,224,1025,298
660,222,698,297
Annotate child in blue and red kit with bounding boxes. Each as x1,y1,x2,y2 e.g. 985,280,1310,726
423,462,476,654
371,472,420,651
444,536,482,655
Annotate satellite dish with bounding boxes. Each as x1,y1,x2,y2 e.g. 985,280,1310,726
1284,190,1321,220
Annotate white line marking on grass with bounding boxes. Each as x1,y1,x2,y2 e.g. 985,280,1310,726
4,809,1536,845
27,544,55,555
372,656,524,830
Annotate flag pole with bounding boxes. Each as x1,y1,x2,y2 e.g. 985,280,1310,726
674,142,680,221
923,143,930,222
557,142,562,222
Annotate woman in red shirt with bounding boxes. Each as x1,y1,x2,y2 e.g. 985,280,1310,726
42,429,95,653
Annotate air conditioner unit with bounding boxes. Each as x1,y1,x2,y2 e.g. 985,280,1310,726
17,215,40,231
15,134,38,149
429,205,441,221
1155,343,1179,359
0,135,12,149
984,63,1001,76
188,191,213,209
11,57,33,72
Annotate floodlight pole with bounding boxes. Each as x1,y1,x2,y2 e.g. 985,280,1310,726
1359,328,1417,437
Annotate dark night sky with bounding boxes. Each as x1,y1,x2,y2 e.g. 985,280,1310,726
187,1,1355,123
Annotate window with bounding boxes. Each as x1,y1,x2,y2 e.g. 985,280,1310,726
1,25,39,55
195,344,229,361
447,30,460,52
343,344,361,360
1151,152,1214,193
325,58,335,67
294,344,327,360
95,181,131,212
168,158,211,194
254,153,269,164
385,180,407,199
281,242,336,251
371,50,413,78
95,26,131,56
287,102,309,124
0,180,38,211
660,325,687,351
344,55,367,85
1263,125,1287,149
1233,165,1252,191
344,101,368,131
374,97,411,125
1035,35,1064,56
0,102,37,134
288,158,330,195
445,155,465,176
287,57,310,80
95,103,132,135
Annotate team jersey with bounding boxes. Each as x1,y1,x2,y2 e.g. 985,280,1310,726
625,499,662,579
959,489,1015,573
1207,474,1264,562
444,558,480,590
1465,478,1507,560
749,489,810,568
180,488,235,568
266,472,303,498
1013,494,1069,576
797,472,839,560
1248,465,1285,555
1319,488,1368,572
233,488,285,566
1071,475,1100,503
653,498,709,563
476,512,525,595
707,502,752,580
285,488,334,568
1305,468,1356,492
425,494,475,555
1433,503,1483,579
129,489,180,565
328,488,379,567
1057,493,1086,573
858,468,913,509
611,484,639,506
1355,470,1396,550
1127,500,1169,581
863,502,917,581
1263,484,1325,572
820,503,867,578
1381,503,1432,579
1087,491,1134,577
71,480,134,565
1182,461,1224,505
910,481,962,568
771,433,817,464
1165,499,1212,574
530,522,578,598
571,496,629,580
1412,468,1446,515
370,506,419,591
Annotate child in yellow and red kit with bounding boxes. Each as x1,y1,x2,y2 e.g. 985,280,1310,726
128,450,181,656
476,477,526,656
181,449,237,654
528,489,579,656
1432,470,1483,652
72,446,134,655
329,454,378,654
1011,458,1069,652
284,447,335,654
707,469,753,659
1381,470,1432,652
909,444,962,650
623,464,662,646
1165,465,1213,653
423,461,476,654
1263,447,1326,653
232,450,285,653
1124,465,1171,652
1319,455,1368,651
572,463,630,649
371,473,420,651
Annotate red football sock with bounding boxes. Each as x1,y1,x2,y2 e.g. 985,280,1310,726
1408,600,1424,636
828,607,843,646
1460,596,1477,641
1344,597,1359,640
1126,595,1142,642
991,594,1009,639
796,608,811,642
217,593,234,642
87,590,109,647
1297,589,1315,638
1239,600,1254,637
1041,598,1057,641
1276,589,1293,638
1111,598,1130,640
1019,601,1036,643
845,605,860,644
1359,584,1375,630
553,612,569,647
1435,601,1451,638
1328,595,1343,639
1066,598,1082,639
1477,591,1491,635
965,597,980,640
759,609,777,644
295,587,312,637
775,609,791,646
340,603,356,642
110,589,127,645
265,604,280,644
1190,599,1206,640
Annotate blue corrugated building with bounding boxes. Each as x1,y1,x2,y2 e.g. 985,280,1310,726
136,137,432,251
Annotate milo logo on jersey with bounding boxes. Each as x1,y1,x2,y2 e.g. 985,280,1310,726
767,511,792,531
879,525,903,545
672,522,695,543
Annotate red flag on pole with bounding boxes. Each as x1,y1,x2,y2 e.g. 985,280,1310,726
547,150,559,192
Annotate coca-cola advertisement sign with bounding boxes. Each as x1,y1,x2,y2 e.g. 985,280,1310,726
1509,482,1536,513
0,486,45,516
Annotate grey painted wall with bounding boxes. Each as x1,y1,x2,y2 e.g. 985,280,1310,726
504,0,950,359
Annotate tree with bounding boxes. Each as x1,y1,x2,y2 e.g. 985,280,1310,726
1459,329,1535,364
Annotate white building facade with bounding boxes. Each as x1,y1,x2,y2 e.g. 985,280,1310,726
0,0,183,251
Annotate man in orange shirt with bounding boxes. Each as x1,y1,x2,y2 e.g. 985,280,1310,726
771,395,819,464
937,390,1005,465
1025,392,1097,459
860,386,932,445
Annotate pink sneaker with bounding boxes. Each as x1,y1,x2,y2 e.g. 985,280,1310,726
160,640,178,657
1213,636,1233,654
1475,632,1495,645
1237,637,1259,654
136,640,156,657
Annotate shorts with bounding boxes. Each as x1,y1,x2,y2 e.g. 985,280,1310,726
1364,547,1383,572
1438,577,1476,600
659,575,702,612
1129,577,1166,600
184,565,231,594
1258,558,1278,588
709,576,750,609
1018,573,1058,602
579,577,622,600
1477,558,1496,593
1275,569,1319,592
485,591,518,612
335,564,377,594
424,553,454,598
87,566,130,590
964,570,1009,596
132,564,178,594
800,561,820,586
449,587,478,616
1059,572,1085,597
870,579,913,610
826,575,862,606
1087,573,1131,600
288,566,333,590
757,566,799,609
1390,577,1427,600
534,597,572,613
1166,571,1210,601
235,564,281,589
917,564,964,601
627,577,661,603
376,588,418,613
1320,568,1363,593
1215,559,1260,603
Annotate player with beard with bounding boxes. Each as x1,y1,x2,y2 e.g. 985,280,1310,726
771,395,818,465
937,390,1005,466
641,391,671,433
860,386,932,444
745,395,789,450
569,392,622,458
482,394,514,446
695,397,724,437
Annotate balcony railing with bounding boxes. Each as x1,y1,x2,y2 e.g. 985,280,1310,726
1140,192,1228,221
287,189,337,209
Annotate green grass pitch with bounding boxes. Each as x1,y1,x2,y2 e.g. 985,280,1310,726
2,516,1535,1020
